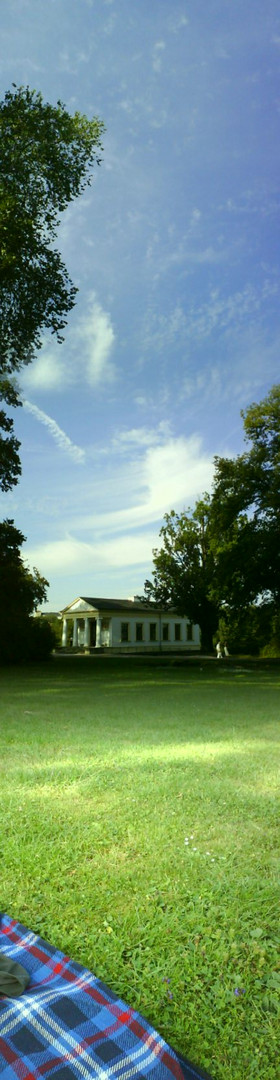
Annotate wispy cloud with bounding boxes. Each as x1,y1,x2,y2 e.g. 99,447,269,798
23,401,85,464
74,294,116,386
21,294,116,393
144,281,279,356
58,45,92,73
22,424,215,587
21,349,66,392
25,530,157,578
145,229,228,281
75,429,214,534
112,420,171,452
168,14,189,33
152,40,166,73
182,325,280,411
182,281,279,340
225,191,280,218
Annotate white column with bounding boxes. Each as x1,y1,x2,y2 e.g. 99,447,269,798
73,618,78,646
96,617,101,647
62,618,67,647
84,618,90,647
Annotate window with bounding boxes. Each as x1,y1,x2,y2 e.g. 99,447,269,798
149,622,157,642
175,623,181,641
136,623,143,642
187,622,193,641
121,622,129,642
162,623,169,641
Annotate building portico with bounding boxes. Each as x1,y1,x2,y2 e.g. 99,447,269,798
60,596,200,653
62,611,108,649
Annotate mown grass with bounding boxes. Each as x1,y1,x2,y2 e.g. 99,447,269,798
1,657,279,1079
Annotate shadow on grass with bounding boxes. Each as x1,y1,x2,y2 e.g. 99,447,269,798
2,744,277,808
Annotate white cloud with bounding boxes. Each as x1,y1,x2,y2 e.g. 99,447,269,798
25,531,157,577
75,295,116,385
134,395,149,407
22,349,66,392
23,401,85,464
23,426,214,584
182,325,280,410
143,435,213,516
144,281,279,356
74,430,214,534
184,281,279,339
21,294,116,393
112,420,171,451
145,232,227,280
144,304,188,352
58,46,92,73
168,14,189,33
152,40,166,73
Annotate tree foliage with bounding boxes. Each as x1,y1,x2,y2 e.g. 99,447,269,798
217,603,275,657
0,85,104,490
0,86,105,658
0,519,52,662
0,378,22,490
144,499,219,651
211,384,280,610
0,84,104,375
145,385,280,653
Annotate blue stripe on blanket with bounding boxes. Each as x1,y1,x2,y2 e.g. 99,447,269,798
0,915,213,1080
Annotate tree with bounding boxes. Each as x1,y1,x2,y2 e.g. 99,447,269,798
0,84,104,489
211,384,280,611
144,499,219,652
0,518,51,662
216,602,274,656
0,86,105,657
145,385,280,654
0,378,21,490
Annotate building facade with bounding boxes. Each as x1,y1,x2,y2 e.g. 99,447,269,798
60,596,200,652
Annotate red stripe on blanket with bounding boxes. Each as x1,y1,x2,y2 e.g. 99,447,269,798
0,1037,33,1078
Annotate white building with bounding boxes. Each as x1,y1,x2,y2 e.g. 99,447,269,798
60,596,200,652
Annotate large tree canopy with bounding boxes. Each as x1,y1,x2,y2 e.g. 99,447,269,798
144,499,219,652
0,84,104,375
211,383,280,610
0,85,104,490
145,385,280,652
0,517,48,607
0,378,21,491
0,519,52,662
0,86,105,659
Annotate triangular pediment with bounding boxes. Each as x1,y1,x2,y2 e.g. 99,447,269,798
62,598,97,615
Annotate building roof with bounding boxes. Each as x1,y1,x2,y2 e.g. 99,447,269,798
61,596,179,616
81,596,150,612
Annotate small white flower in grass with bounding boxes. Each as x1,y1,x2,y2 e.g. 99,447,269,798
190,835,194,839
192,847,197,851
211,858,215,862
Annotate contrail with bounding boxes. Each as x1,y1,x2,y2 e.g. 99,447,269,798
23,400,85,464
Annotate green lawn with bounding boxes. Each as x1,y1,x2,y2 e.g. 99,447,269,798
1,657,279,1079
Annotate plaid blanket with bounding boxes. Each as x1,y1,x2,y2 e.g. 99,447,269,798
0,914,213,1080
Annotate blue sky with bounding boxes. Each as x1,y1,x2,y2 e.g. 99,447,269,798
1,0,280,611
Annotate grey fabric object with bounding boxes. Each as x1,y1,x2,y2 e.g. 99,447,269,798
0,953,30,997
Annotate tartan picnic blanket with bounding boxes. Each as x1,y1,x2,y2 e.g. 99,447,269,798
0,915,213,1080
